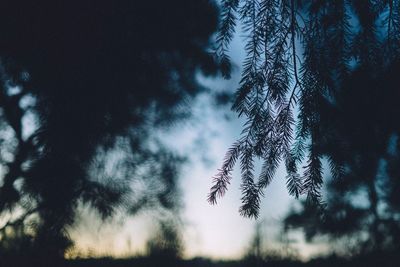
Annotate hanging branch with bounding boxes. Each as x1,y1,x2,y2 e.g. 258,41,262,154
210,0,400,218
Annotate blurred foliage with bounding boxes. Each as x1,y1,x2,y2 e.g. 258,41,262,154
0,0,219,261
145,219,183,264
284,61,400,255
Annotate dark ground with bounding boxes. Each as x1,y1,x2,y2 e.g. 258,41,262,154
69,254,399,267
2,252,400,267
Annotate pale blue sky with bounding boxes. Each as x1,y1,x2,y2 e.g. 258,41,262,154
68,28,329,260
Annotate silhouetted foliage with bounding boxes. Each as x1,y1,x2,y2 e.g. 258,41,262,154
284,59,400,254
209,0,400,219
145,219,183,265
0,0,218,260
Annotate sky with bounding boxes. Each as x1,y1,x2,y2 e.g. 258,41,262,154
67,28,329,260
1,2,397,262
0,8,329,260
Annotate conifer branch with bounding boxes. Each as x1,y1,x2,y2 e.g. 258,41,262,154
211,0,400,217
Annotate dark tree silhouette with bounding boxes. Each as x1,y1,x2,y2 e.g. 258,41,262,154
284,60,400,255
146,219,183,264
0,0,218,262
209,0,400,218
